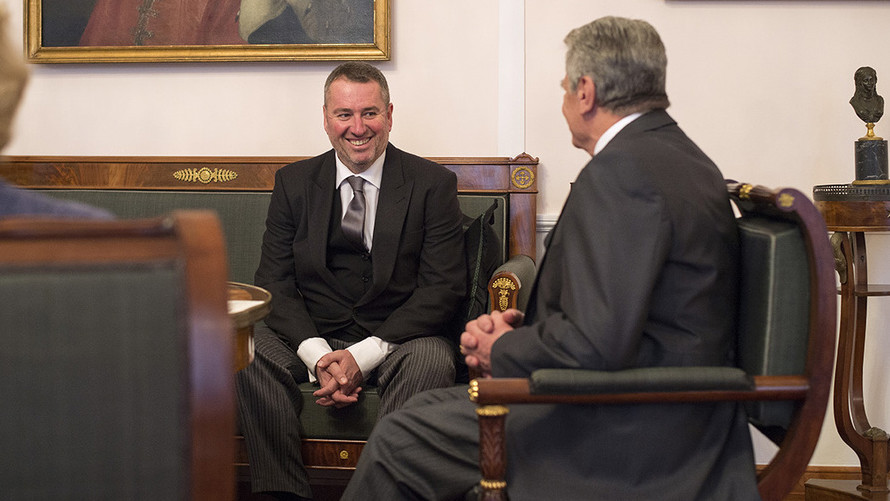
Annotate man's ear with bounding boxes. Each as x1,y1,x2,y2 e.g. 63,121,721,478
576,75,596,114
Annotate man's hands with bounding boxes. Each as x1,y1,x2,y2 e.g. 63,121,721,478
313,349,364,408
460,308,524,378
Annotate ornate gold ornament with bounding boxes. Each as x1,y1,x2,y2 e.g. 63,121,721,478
173,167,238,184
778,192,795,208
468,380,479,401
476,405,510,417
491,277,517,311
480,480,508,490
511,166,535,190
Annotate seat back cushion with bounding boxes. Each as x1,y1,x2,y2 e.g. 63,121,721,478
43,191,510,289
41,190,271,284
736,216,810,436
0,265,188,499
460,199,503,323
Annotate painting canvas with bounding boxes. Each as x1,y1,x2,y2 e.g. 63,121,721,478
27,0,390,63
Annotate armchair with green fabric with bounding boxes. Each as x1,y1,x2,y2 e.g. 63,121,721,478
469,182,837,501
0,211,235,500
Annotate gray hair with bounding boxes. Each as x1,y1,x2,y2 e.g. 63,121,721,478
324,61,390,105
564,16,669,116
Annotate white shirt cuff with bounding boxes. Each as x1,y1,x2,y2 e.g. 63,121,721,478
347,336,397,380
297,337,333,383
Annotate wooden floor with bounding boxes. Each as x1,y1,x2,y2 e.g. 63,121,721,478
778,466,863,501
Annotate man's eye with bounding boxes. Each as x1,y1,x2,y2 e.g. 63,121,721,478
363,112,378,119
337,114,351,120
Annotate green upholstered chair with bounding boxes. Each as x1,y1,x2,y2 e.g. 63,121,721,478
469,182,837,501
0,211,235,501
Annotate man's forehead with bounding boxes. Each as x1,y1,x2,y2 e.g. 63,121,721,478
325,79,385,106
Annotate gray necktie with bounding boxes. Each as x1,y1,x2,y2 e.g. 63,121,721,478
342,176,367,250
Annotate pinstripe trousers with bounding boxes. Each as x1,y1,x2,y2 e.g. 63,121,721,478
235,323,456,497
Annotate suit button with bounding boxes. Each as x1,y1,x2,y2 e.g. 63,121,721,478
362,276,370,283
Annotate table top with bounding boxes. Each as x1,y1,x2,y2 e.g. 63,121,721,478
227,281,271,329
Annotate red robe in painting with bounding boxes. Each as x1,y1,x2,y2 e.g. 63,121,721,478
79,0,246,46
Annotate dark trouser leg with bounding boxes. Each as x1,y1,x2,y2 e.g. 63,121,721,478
374,336,457,417
342,386,480,501
235,324,312,498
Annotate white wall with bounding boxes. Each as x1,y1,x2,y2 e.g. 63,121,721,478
6,0,890,469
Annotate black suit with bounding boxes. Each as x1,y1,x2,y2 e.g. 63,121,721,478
343,111,761,500
237,143,466,496
256,143,466,346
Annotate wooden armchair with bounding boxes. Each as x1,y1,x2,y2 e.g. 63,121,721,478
469,182,837,501
0,211,235,500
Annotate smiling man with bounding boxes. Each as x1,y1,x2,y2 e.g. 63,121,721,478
235,62,467,501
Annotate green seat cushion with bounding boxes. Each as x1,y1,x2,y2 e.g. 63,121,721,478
298,382,380,439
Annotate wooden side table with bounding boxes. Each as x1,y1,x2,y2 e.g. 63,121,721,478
810,185,890,499
227,281,271,372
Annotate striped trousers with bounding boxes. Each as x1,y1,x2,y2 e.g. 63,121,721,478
235,324,456,497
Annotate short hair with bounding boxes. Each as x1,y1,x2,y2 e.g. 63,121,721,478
324,62,390,106
564,16,669,116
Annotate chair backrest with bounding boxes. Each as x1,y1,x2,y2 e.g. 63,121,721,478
736,212,811,440
727,182,837,500
0,211,234,501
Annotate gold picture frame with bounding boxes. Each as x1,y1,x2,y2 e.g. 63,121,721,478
26,0,390,63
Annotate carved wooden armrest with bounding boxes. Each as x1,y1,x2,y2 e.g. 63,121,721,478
488,255,535,312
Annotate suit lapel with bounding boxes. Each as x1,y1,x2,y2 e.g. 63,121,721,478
362,145,412,303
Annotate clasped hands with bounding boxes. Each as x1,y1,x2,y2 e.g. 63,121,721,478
460,308,524,378
313,349,363,408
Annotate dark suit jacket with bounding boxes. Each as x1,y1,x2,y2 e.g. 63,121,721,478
491,110,760,499
255,143,466,349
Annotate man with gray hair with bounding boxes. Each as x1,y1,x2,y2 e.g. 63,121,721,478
343,16,759,500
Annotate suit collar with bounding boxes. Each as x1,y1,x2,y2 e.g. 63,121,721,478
618,108,676,135
593,112,644,156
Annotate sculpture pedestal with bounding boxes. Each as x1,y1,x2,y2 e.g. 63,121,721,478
853,139,889,183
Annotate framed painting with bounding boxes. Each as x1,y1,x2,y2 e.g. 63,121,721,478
26,0,390,63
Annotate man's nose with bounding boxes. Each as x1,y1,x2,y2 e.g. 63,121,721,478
350,115,367,134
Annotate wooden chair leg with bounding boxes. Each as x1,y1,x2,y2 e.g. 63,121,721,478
477,404,509,501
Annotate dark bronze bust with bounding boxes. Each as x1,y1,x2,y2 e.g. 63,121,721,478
850,66,884,124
